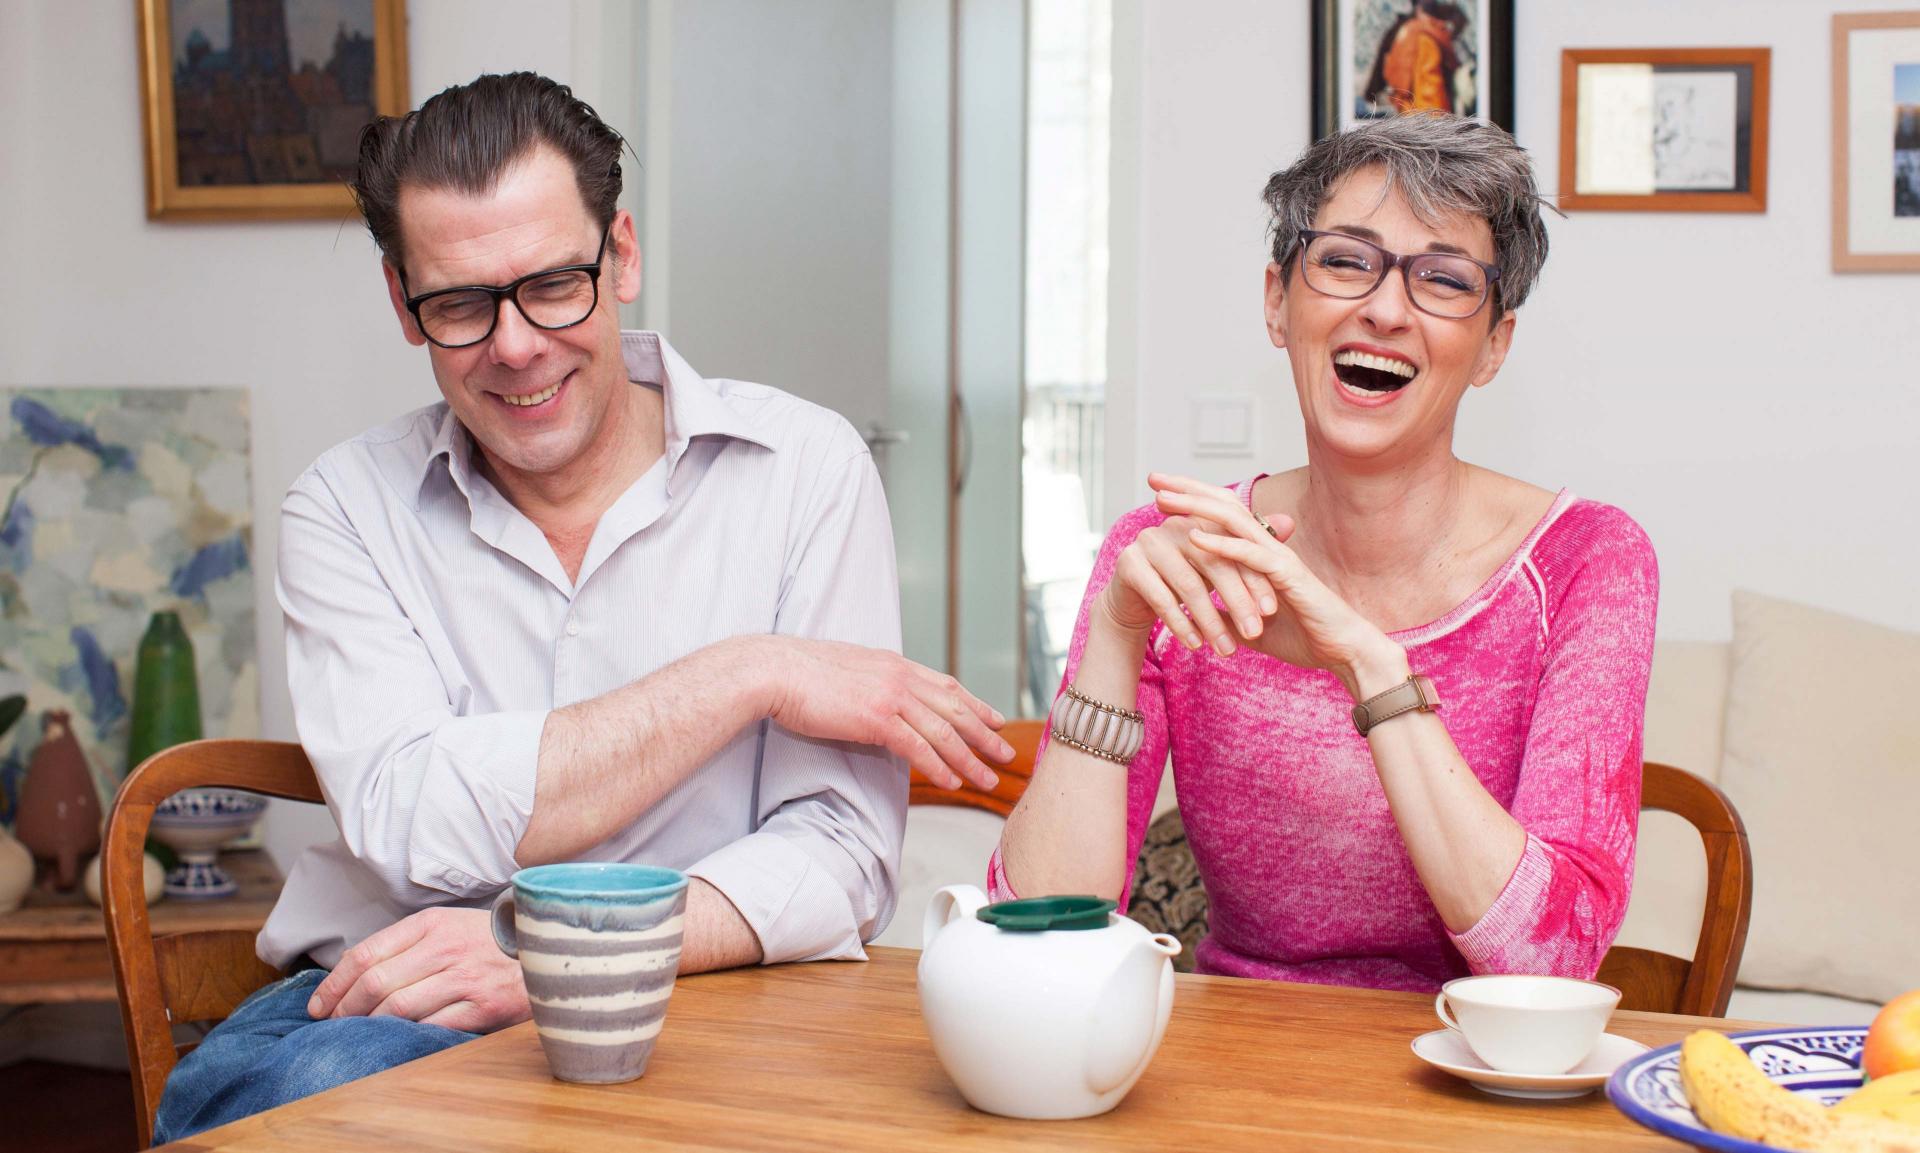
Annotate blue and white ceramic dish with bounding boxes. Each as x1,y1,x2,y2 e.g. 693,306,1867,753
1607,1026,1867,1152
153,789,270,823
150,789,269,899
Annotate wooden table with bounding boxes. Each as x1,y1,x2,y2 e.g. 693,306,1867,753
0,850,281,1004
156,944,1737,1151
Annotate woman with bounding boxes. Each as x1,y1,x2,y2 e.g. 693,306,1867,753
993,112,1657,992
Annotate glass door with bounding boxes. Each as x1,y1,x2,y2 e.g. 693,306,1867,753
633,0,967,675
1020,0,1112,715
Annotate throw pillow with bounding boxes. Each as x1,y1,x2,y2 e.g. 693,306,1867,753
1719,591,1920,1003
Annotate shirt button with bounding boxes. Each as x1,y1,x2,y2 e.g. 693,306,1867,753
565,618,580,637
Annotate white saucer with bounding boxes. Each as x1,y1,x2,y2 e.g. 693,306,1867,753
1410,1030,1649,1099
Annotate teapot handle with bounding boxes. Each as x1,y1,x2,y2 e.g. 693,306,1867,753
922,884,988,948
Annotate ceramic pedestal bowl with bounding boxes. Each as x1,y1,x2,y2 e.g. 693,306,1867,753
149,790,268,899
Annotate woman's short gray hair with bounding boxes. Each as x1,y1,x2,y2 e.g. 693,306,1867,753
1263,112,1554,313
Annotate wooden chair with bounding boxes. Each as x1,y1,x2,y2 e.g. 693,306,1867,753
1598,760,1753,1018
102,739,323,1149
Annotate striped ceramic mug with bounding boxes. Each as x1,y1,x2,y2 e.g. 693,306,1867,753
491,863,690,1084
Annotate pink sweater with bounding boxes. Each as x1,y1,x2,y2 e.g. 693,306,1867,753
991,485,1659,992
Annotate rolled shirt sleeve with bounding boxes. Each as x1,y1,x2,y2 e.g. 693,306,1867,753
279,471,547,904
686,438,908,963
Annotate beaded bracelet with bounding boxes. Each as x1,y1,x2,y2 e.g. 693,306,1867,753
1048,684,1145,766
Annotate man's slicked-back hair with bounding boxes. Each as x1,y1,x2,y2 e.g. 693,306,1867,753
352,72,625,274
1262,112,1554,314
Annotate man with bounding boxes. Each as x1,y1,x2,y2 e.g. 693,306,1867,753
155,72,1010,1141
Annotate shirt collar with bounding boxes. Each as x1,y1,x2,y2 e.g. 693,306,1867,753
416,330,775,505
625,330,776,466
419,402,478,507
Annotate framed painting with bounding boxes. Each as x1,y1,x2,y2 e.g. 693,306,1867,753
136,0,409,221
1558,47,1771,213
1311,0,1515,140
1833,11,1920,271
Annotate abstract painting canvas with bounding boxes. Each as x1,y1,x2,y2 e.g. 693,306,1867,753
0,390,257,822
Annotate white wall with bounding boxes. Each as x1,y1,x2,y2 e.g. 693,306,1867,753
1109,0,1920,641
656,0,895,431
0,0,603,865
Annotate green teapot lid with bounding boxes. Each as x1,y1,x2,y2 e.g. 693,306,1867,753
976,895,1116,932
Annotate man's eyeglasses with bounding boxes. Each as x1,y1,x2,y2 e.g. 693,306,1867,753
1294,230,1502,320
401,225,611,349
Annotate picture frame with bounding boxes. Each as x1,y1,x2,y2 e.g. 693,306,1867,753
1558,47,1771,213
1311,0,1514,141
136,0,410,221
1832,11,1920,272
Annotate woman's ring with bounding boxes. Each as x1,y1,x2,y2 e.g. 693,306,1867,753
1255,515,1282,541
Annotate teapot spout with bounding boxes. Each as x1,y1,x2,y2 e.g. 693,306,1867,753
1085,932,1182,1095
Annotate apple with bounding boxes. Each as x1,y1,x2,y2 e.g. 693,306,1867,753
1865,989,1920,1082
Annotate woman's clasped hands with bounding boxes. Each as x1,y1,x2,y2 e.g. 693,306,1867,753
1095,473,1399,696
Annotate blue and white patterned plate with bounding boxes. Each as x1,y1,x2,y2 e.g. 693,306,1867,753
1606,1027,1867,1152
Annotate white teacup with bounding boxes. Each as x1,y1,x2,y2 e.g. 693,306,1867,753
1434,974,1621,1075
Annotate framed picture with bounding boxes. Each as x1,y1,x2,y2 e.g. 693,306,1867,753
1558,47,1771,213
1311,0,1515,140
1833,11,1920,272
136,0,409,221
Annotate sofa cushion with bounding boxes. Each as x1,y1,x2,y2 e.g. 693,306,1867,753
1613,641,1729,961
1641,640,1730,782
1726,987,1881,1028
1125,809,1207,973
1718,591,1920,1004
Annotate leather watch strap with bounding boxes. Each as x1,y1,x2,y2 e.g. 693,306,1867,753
1351,675,1441,736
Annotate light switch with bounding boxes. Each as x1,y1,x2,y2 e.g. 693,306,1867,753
1192,396,1256,457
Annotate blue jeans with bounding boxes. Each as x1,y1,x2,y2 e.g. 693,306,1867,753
154,969,478,1143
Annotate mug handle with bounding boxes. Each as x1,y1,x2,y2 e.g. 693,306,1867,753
1434,992,1463,1033
491,889,519,958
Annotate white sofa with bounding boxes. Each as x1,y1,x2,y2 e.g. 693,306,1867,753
1629,640,1877,1025
882,626,1895,1027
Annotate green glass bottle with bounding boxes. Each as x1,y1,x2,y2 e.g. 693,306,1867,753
127,610,202,773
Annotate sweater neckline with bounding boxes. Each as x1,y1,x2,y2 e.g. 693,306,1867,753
1235,476,1576,647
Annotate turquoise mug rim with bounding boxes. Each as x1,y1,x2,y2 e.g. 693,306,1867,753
509,862,689,901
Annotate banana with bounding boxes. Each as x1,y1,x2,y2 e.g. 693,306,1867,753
1835,1070,1920,1125
1682,1031,1836,1150
1678,1030,1920,1153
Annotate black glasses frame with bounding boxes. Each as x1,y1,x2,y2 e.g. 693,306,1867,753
1295,230,1503,319
401,225,612,349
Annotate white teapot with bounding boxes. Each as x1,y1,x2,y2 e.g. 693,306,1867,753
916,884,1181,1120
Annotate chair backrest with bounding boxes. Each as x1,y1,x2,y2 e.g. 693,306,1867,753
102,739,323,1149
907,718,1042,817
1597,761,1753,1018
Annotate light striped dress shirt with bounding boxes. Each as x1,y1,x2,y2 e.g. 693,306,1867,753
258,331,907,970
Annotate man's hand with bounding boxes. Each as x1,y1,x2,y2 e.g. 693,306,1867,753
307,907,530,1034
760,637,1013,792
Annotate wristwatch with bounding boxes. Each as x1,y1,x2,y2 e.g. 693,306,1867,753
1351,674,1441,736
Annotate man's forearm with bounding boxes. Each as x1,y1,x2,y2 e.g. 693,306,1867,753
515,635,774,866
677,879,765,974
